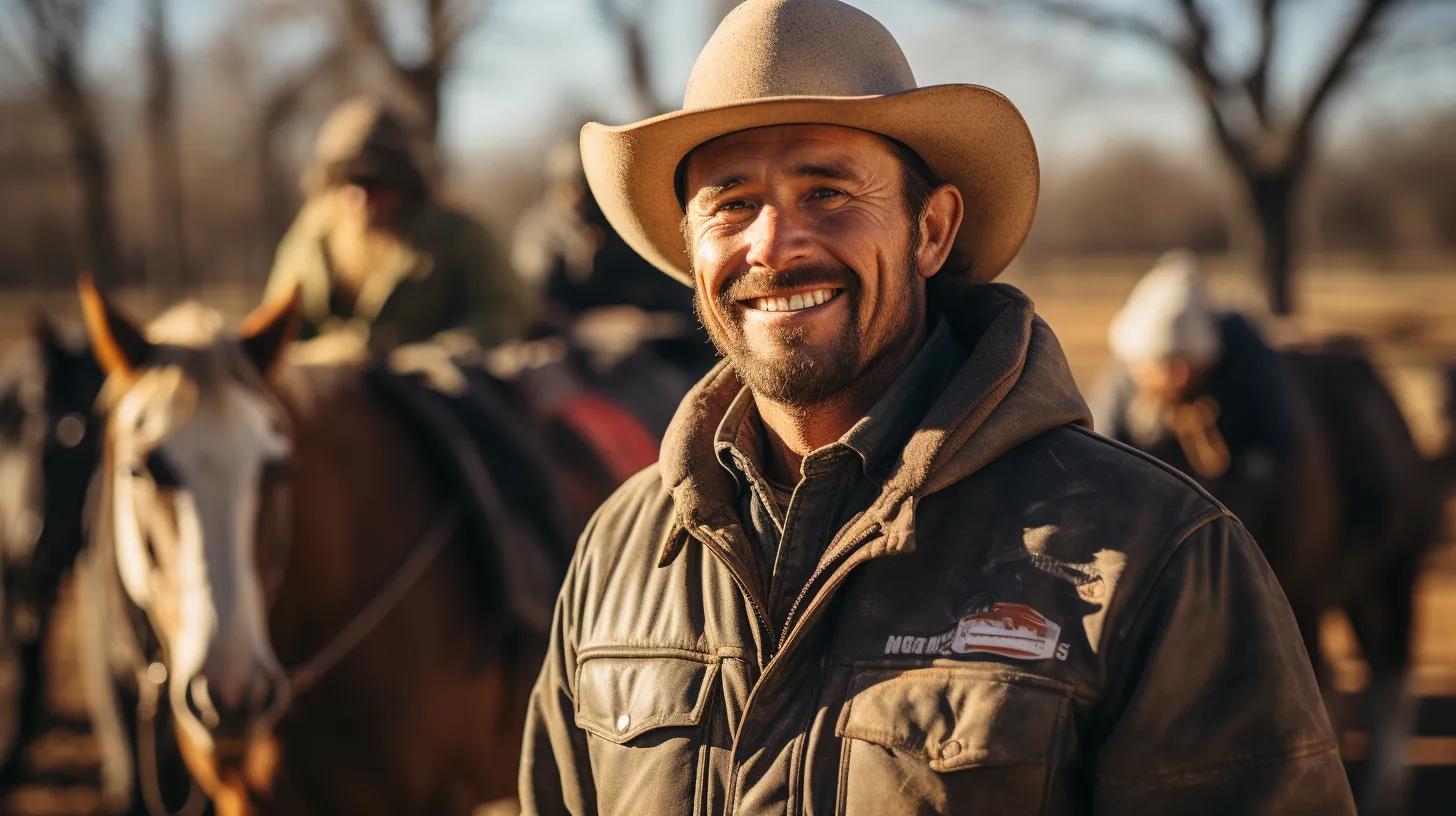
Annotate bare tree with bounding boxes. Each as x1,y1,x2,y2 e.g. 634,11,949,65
252,39,355,247
594,0,668,117
336,0,490,146
942,0,1419,314
143,0,187,292
5,0,121,284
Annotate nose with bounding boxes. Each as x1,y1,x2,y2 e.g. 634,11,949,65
181,665,288,737
743,204,811,273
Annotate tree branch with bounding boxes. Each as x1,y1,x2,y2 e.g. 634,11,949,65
1169,0,1256,175
593,0,666,116
1244,0,1278,125
1287,0,1396,168
339,0,400,73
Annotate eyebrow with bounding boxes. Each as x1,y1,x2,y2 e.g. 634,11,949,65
697,175,747,202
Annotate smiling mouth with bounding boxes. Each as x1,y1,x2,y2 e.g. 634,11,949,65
741,287,842,313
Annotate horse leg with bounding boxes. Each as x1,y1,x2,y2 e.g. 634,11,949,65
1346,557,1419,816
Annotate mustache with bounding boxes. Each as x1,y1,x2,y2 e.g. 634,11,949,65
720,264,857,303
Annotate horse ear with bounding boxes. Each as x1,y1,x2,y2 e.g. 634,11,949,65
239,282,302,376
77,273,152,378
31,311,66,363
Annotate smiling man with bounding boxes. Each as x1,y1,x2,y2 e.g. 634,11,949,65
519,2,1353,814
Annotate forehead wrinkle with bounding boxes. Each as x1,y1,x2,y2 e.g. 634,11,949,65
788,161,860,183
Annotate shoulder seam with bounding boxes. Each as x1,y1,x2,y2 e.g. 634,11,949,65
1063,424,1226,512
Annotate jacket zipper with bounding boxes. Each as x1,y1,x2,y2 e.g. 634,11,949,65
721,522,884,814
773,521,881,655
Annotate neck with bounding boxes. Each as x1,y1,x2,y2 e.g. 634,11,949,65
753,320,928,484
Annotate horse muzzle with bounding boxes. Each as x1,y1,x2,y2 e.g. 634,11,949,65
176,659,291,746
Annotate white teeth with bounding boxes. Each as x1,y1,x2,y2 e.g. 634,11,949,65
747,288,837,312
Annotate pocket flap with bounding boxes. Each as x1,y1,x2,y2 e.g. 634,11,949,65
836,666,1069,771
575,651,719,744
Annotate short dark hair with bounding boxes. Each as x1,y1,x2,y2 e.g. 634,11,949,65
884,137,939,223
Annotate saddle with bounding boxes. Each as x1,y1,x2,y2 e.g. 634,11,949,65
364,351,570,634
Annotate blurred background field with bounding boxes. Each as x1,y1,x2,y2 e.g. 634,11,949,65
2,0,1454,812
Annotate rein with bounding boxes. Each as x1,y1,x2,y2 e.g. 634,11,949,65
129,497,460,816
285,506,460,698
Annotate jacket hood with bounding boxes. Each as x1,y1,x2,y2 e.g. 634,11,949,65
658,279,1091,547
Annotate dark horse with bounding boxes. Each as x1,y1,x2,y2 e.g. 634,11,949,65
0,319,105,783
1097,319,1444,815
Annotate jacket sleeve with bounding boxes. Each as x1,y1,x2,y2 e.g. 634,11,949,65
1091,513,1354,815
519,527,596,815
453,220,536,348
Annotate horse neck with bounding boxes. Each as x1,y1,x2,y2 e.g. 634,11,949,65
265,364,447,660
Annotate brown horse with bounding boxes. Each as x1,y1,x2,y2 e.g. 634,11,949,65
77,279,547,815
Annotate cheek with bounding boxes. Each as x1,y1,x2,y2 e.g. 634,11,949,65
692,231,740,293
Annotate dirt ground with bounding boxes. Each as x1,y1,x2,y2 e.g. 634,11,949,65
1,261,1454,813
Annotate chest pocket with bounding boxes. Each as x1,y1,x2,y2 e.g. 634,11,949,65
575,650,720,816
833,665,1071,816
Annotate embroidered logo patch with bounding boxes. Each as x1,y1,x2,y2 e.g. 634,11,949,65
884,602,1064,661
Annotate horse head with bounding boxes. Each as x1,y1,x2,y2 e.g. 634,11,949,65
80,276,301,756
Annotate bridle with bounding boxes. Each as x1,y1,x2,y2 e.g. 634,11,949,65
126,477,460,816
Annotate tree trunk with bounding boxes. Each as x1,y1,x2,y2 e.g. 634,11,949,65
1249,171,1297,316
144,0,187,292
47,56,121,286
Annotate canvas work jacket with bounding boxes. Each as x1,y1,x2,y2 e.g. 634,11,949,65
520,281,1353,816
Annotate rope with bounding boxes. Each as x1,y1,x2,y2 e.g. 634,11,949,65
286,508,459,698
136,671,205,816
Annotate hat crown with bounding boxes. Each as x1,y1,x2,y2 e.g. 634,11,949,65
684,0,916,110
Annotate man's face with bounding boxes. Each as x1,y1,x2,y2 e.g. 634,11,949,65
682,125,927,407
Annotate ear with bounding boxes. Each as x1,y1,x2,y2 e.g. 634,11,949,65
915,183,965,280
239,282,301,376
77,273,152,379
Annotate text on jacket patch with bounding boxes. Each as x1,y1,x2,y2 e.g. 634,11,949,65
885,602,1068,661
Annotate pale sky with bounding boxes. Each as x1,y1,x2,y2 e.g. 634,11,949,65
11,0,1456,173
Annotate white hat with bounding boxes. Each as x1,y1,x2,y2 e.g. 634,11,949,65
1108,250,1221,365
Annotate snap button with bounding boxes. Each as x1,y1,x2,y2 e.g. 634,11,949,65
615,713,631,733
940,740,962,759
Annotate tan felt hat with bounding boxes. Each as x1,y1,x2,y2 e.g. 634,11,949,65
580,0,1039,286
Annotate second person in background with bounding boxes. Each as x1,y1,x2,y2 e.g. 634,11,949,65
266,97,534,357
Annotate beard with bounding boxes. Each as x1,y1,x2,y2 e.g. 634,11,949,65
695,247,922,408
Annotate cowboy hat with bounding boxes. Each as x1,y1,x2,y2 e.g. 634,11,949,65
580,0,1039,286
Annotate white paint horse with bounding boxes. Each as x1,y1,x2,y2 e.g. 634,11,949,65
77,279,543,814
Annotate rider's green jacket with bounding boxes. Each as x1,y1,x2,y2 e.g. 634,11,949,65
265,200,533,356
519,281,1354,816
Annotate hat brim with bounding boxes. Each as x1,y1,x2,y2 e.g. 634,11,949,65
580,83,1039,286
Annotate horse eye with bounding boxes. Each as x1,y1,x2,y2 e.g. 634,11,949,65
142,450,183,489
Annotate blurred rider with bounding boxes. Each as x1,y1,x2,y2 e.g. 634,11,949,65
1093,249,1302,522
266,98,533,357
